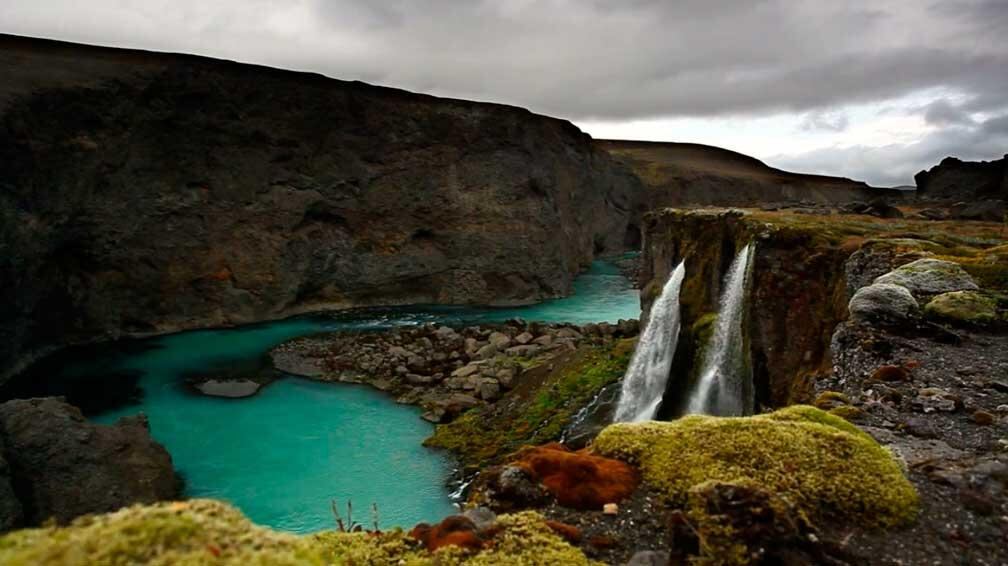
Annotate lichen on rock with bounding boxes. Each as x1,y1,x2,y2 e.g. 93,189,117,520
592,406,918,527
848,283,920,323
923,290,1001,326
873,258,979,296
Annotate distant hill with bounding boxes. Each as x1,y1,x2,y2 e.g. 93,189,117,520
596,139,903,205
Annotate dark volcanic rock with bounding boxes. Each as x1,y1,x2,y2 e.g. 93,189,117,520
0,397,179,527
915,155,1008,201
0,34,642,381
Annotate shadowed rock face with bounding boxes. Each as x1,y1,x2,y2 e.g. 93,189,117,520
0,397,178,528
0,35,642,380
915,156,1007,201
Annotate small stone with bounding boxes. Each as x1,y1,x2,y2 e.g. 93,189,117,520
972,410,996,426
602,503,618,515
625,550,671,566
996,404,1008,414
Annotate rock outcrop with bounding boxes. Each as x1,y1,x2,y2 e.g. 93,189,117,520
0,34,642,381
0,397,178,528
915,155,1008,201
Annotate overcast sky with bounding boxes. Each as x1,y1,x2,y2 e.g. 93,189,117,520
2,0,1006,186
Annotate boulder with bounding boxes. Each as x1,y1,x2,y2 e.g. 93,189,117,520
488,332,512,349
474,343,498,360
532,335,554,347
873,258,978,296
951,200,1006,222
451,364,482,378
477,379,501,402
0,397,178,527
514,332,534,345
848,283,920,323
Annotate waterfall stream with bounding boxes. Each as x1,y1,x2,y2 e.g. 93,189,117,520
613,260,686,422
687,244,755,416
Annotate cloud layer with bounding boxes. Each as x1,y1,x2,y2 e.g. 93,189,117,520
2,0,1006,185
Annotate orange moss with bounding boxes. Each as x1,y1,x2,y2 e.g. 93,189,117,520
511,443,639,510
544,520,582,544
870,365,911,382
409,516,484,552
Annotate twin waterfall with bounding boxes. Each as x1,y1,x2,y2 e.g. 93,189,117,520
613,244,754,423
612,261,686,422
686,244,755,416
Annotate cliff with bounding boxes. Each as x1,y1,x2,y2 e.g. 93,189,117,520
914,155,1008,201
638,209,1008,411
597,139,903,205
0,35,642,380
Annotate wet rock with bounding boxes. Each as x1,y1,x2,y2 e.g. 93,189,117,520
874,258,979,297
0,397,178,527
849,283,920,323
192,379,262,398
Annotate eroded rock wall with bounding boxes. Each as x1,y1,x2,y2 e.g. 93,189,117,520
0,35,642,379
915,155,1008,201
639,209,850,410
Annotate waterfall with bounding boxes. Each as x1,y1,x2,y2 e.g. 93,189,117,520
687,244,754,416
613,260,686,422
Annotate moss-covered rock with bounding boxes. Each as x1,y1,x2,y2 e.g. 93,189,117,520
425,339,635,469
848,283,920,323
0,499,597,566
592,406,917,527
873,258,979,296
923,291,1000,326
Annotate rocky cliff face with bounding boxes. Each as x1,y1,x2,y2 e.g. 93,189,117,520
0,35,642,380
0,397,178,529
597,140,903,206
639,208,1008,413
915,155,1007,201
639,210,850,410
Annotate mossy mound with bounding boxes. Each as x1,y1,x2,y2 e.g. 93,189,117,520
426,339,635,469
0,500,597,566
924,290,1001,326
873,258,979,296
592,406,917,527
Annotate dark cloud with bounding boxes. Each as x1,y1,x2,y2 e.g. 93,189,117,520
923,99,976,127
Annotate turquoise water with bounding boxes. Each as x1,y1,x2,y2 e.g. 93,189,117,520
80,260,639,533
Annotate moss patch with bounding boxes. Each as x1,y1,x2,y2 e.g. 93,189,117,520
0,500,597,566
924,290,1000,325
592,406,917,527
426,339,636,469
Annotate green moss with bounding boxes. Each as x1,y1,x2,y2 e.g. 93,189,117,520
812,391,850,409
924,291,1001,325
0,501,596,566
828,405,866,421
592,406,917,528
426,339,636,469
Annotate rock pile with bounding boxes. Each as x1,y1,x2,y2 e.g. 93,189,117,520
270,319,640,423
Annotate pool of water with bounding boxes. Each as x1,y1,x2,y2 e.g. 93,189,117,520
21,260,640,533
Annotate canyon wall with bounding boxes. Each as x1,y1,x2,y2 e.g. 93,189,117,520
597,140,904,206
639,209,851,411
0,35,643,380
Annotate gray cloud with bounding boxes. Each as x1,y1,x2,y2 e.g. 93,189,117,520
801,112,850,133
770,112,1008,187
